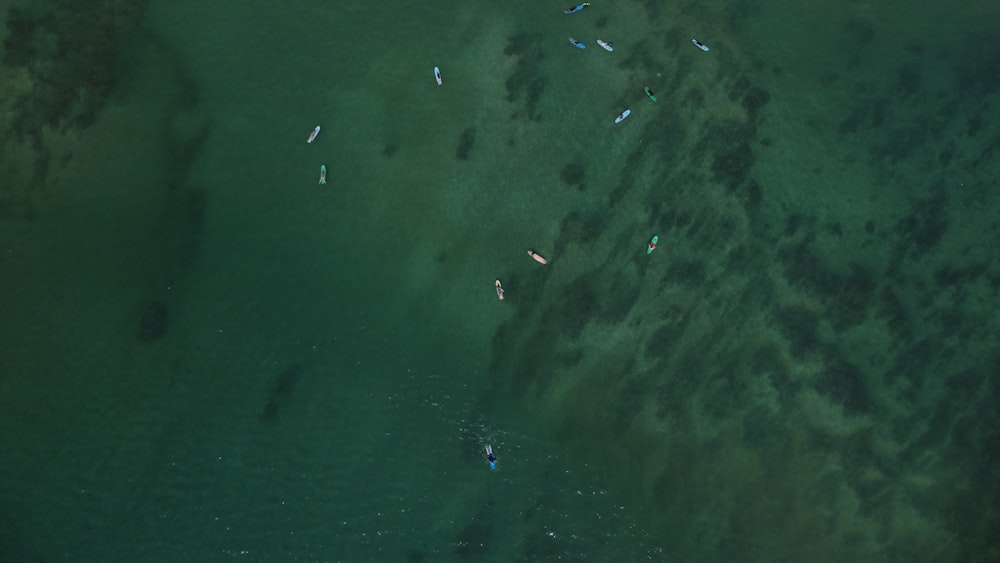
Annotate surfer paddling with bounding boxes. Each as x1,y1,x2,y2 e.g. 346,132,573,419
319,165,327,185
495,280,505,300
485,444,497,471
527,250,548,264
647,235,658,254
307,125,320,143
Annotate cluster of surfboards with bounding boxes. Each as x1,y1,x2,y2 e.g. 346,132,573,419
567,37,615,51
304,126,328,184
560,4,710,125
431,6,710,129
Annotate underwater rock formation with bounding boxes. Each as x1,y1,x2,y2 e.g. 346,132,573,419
261,364,304,422
455,127,476,160
138,301,168,342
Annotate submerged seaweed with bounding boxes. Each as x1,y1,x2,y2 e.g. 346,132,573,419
138,301,168,342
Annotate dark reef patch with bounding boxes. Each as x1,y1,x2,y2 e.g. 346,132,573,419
615,374,650,431
957,47,1000,96
778,240,877,329
607,135,648,207
553,211,609,257
455,127,476,160
560,163,584,186
554,347,584,368
664,258,707,288
725,0,762,27
838,99,888,135
876,287,911,341
261,364,304,422
842,16,875,45
749,343,788,379
829,264,877,329
138,301,168,342
814,349,871,415
893,190,948,258
503,34,547,121
778,237,822,288
934,263,987,288
701,357,749,419
600,274,641,324
166,119,212,192
645,305,690,361
885,339,936,393
506,316,561,398
938,142,955,166
383,143,398,158
618,38,662,74
966,115,983,137
723,244,757,275
551,275,600,339
170,186,207,268
774,306,821,359
709,122,756,192
3,2,142,138
745,180,763,208
454,501,493,560
728,75,771,118
894,66,922,99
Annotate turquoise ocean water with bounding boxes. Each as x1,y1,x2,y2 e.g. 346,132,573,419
1,0,999,561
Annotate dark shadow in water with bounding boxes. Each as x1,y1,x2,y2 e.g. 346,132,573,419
454,498,493,560
559,162,584,187
2,2,143,138
503,34,547,121
773,305,820,359
814,347,871,415
553,211,609,258
893,189,948,259
261,364,304,423
138,301,168,342
778,236,877,330
455,127,476,160
0,500,33,562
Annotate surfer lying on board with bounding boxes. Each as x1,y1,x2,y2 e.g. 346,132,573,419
495,280,505,300
565,3,590,14
486,444,497,470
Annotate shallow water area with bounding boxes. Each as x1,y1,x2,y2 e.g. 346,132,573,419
1,0,999,561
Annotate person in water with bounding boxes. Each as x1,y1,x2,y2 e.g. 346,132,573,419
486,444,497,470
